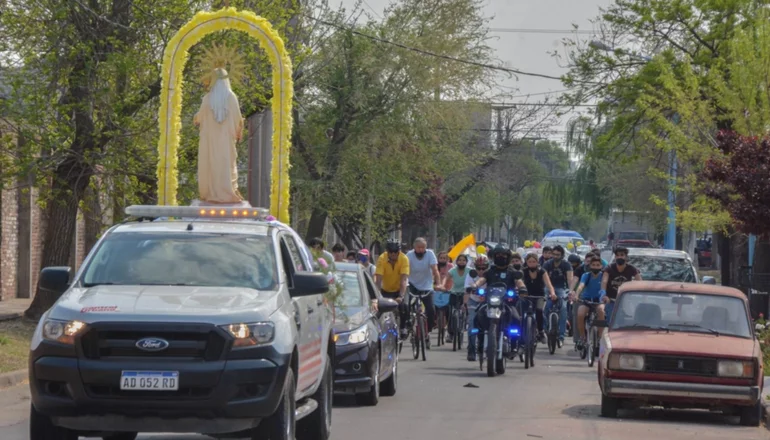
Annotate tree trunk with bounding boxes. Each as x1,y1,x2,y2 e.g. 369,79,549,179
305,206,328,242
683,230,696,262
83,184,102,255
729,232,748,289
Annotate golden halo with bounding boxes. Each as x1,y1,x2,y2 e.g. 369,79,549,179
197,43,247,88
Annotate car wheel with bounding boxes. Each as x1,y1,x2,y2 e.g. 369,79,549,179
29,404,78,440
380,352,397,397
255,368,296,440
297,357,332,440
739,401,762,427
102,434,138,440
356,351,380,406
600,394,619,418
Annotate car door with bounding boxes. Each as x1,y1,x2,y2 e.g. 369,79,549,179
279,232,323,395
363,271,397,373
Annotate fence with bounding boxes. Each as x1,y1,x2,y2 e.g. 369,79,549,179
738,266,770,319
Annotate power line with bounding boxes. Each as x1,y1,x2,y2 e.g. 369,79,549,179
361,0,383,19
306,15,596,84
489,28,595,35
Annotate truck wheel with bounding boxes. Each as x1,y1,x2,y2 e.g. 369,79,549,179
256,368,296,440
29,404,78,440
102,434,138,440
600,394,619,418
739,401,762,427
297,357,332,440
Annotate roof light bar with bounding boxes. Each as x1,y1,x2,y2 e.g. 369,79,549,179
125,205,271,220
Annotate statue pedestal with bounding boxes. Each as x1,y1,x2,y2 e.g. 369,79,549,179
190,199,253,208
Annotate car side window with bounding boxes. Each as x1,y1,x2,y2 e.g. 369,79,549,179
282,235,307,272
362,272,378,301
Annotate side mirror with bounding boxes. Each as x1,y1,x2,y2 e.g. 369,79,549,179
290,272,329,297
469,269,479,278
377,298,398,313
593,320,608,328
702,276,716,285
39,267,71,296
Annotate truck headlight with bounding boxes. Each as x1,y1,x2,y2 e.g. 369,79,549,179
336,325,369,346
717,360,754,378
608,353,645,371
221,322,275,348
42,319,87,345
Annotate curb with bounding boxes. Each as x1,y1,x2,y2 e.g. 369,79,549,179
0,369,27,389
0,311,22,322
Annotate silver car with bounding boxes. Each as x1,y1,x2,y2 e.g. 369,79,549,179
610,248,715,284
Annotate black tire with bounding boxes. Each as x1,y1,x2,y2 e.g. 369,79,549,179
451,312,459,352
437,311,445,347
256,368,296,440
29,404,78,440
356,352,380,406
103,434,138,440
588,326,597,367
495,331,506,375
411,324,419,360
487,321,498,377
523,319,530,370
380,352,397,397
527,315,536,368
297,357,332,440
739,401,762,426
548,312,558,355
419,316,428,361
600,394,619,418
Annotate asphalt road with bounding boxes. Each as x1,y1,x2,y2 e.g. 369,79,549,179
1,341,768,440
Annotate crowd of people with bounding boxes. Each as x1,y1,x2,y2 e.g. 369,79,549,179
309,236,642,361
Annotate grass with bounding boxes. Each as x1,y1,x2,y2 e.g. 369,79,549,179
0,319,36,374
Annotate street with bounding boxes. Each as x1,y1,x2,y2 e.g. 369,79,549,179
2,342,767,440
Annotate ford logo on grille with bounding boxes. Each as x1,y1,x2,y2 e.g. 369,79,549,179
135,337,170,352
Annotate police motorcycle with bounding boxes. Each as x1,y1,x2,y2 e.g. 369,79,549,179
472,281,522,377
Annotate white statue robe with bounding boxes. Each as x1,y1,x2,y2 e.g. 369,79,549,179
194,91,244,204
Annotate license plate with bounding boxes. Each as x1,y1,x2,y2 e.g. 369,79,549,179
487,308,502,319
120,371,179,391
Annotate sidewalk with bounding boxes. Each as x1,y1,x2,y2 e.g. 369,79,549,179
0,298,31,322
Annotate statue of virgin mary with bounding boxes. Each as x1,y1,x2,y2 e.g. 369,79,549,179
193,65,245,204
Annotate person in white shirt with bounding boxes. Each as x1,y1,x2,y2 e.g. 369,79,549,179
405,238,442,339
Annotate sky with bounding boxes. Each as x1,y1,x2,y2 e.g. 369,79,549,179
337,0,614,144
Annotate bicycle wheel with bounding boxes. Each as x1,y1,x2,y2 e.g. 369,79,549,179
451,311,459,352
419,315,428,361
411,316,420,360
527,315,536,368
547,312,558,355
523,315,530,370
588,326,597,367
437,310,445,347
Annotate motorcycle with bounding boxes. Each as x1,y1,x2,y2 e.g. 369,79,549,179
473,282,521,377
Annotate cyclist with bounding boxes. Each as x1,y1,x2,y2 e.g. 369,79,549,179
600,246,641,322
573,256,606,347
374,239,410,337
522,253,555,342
471,245,527,349
358,249,376,277
433,250,454,340
539,246,553,266
406,237,441,342
464,254,489,361
567,253,584,340
332,243,346,263
446,254,469,341
542,245,573,347
510,252,524,272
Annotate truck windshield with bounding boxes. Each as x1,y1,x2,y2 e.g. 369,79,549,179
611,291,751,338
81,232,277,290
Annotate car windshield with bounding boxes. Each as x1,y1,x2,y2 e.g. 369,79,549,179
627,256,697,283
611,291,751,338
618,232,648,240
81,232,277,290
338,271,365,307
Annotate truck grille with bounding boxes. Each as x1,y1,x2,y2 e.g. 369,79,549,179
644,355,717,376
80,324,226,361
85,384,213,399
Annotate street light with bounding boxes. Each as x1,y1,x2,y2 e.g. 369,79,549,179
590,40,676,250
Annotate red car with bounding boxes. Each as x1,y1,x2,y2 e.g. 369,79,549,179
597,281,763,425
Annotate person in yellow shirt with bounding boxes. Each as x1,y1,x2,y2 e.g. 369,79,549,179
375,239,410,336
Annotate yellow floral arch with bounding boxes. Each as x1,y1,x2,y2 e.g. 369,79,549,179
157,7,293,223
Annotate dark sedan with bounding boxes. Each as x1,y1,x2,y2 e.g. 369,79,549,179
333,263,399,406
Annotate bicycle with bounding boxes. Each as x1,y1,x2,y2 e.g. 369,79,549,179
449,297,466,352
576,299,602,366
434,291,450,348
546,295,562,355
517,294,538,369
405,290,431,361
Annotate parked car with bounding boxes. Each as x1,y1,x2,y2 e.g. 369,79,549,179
28,205,334,440
576,245,592,256
597,281,763,425
609,248,714,284
332,262,399,406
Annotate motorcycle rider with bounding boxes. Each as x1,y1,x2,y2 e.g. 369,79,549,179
471,245,527,358
464,254,489,361
542,245,573,347
374,239,411,337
